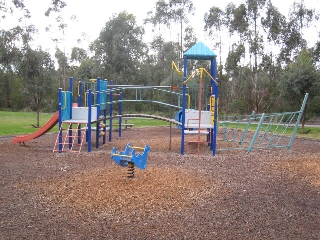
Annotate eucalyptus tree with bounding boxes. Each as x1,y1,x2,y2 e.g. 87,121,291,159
224,43,247,113
90,11,147,85
55,48,69,89
204,6,227,112
145,0,195,63
183,26,197,50
0,0,30,21
0,28,22,108
70,47,88,65
258,1,287,111
149,35,181,86
279,1,318,65
144,0,171,30
224,0,283,113
289,1,318,49
0,1,31,109
245,0,267,113
167,0,195,60
312,33,320,64
278,49,319,132
70,47,92,80
18,47,56,126
44,0,66,16
204,6,225,77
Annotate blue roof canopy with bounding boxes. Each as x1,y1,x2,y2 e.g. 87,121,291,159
184,42,217,60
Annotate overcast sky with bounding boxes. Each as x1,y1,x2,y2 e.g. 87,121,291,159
8,0,320,57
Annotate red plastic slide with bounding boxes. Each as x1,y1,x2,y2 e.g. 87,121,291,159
11,112,59,144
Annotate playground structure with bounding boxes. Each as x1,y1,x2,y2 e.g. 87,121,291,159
111,143,151,178
179,43,219,156
11,42,308,157
174,42,308,155
51,77,184,154
217,93,309,152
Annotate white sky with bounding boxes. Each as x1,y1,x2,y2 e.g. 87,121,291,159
5,0,320,58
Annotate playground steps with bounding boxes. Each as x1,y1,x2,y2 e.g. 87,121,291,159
184,115,212,156
186,134,211,155
53,122,87,154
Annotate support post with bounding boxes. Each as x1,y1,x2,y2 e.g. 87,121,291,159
239,111,256,144
96,78,101,149
58,88,63,152
211,57,218,156
88,89,92,152
78,80,83,107
180,57,188,155
119,92,123,138
69,77,73,119
287,93,309,149
109,81,113,142
248,113,266,152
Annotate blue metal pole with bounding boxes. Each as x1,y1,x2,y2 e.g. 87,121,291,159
109,81,113,142
67,78,73,149
88,89,92,152
58,88,63,152
211,57,218,156
181,57,188,155
78,81,83,107
69,77,73,119
96,78,101,149
76,80,82,145
119,92,123,138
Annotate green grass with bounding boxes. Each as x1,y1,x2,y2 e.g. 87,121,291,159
0,111,170,136
0,111,58,136
126,118,170,127
1,111,319,140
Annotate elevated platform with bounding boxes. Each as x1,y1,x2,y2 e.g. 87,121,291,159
184,109,214,130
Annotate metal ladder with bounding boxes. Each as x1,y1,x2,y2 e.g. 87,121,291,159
185,118,210,156
53,122,87,154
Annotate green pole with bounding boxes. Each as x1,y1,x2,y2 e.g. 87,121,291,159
248,113,266,152
287,93,309,150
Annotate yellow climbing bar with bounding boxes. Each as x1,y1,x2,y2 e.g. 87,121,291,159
183,68,218,86
183,69,200,84
201,68,218,85
171,61,183,75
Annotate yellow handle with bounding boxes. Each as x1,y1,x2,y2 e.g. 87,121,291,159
129,146,145,150
113,154,131,158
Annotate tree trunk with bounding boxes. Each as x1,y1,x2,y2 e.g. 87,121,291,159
37,106,40,128
301,104,308,134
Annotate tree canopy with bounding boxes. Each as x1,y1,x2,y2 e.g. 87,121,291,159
0,0,319,122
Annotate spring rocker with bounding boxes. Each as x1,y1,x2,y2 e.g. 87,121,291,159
111,143,151,178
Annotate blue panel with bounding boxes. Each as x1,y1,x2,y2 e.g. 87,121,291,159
100,80,107,110
61,91,71,121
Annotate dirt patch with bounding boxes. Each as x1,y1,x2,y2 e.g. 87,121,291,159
1,127,320,239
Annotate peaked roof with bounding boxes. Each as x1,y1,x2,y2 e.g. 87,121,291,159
184,41,217,60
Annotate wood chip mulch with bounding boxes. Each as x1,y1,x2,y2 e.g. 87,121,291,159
0,127,319,239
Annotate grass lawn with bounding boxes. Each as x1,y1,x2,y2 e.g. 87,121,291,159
0,111,170,136
0,111,59,136
1,111,319,140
